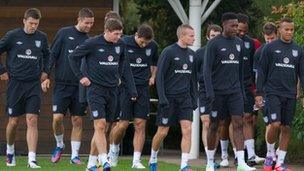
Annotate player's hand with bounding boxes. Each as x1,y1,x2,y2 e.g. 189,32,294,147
41,79,50,93
296,89,302,100
255,96,264,108
80,77,91,86
0,72,9,81
149,77,155,86
40,72,48,82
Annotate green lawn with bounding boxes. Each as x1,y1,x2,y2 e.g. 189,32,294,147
0,156,201,171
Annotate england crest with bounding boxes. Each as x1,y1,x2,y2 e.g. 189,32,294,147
115,46,120,54
244,41,250,49
189,55,193,63
146,49,151,56
292,49,298,57
35,40,41,48
236,44,241,52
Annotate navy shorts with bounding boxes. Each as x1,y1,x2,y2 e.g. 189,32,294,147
244,88,255,114
199,90,212,115
211,92,244,120
156,95,193,127
264,94,296,126
120,85,150,121
6,79,41,117
52,84,86,116
87,83,118,121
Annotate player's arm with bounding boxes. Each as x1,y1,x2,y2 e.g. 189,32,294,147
256,45,271,107
68,39,91,86
190,53,198,110
156,48,170,107
298,49,304,96
48,30,63,78
41,35,50,82
149,44,159,86
0,31,12,80
239,43,246,101
120,46,138,99
203,41,215,100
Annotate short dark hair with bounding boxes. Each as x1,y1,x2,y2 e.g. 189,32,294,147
104,18,123,32
24,8,41,19
237,13,249,24
263,22,277,35
105,11,122,22
280,17,293,24
78,8,94,18
137,24,154,40
221,12,237,23
206,24,222,37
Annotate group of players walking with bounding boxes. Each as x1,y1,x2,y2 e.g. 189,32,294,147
0,7,301,171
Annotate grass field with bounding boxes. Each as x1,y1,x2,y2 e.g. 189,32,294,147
0,156,201,171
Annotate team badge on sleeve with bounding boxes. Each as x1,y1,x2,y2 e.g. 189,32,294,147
115,46,120,54
292,49,298,57
189,55,193,63
236,44,241,52
244,41,250,49
146,49,151,56
35,40,41,48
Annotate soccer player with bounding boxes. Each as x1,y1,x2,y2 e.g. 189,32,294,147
109,24,158,169
203,12,256,171
256,18,303,171
237,13,264,166
41,8,94,164
253,22,278,156
68,18,137,171
196,24,222,167
0,8,50,168
148,24,198,171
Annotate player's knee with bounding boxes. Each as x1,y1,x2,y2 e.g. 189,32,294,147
94,121,106,132
157,128,169,138
26,117,38,128
243,114,253,124
271,122,281,130
72,117,83,128
280,125,291,133
8,118,19,128
134,120,145,130
53,115,64,123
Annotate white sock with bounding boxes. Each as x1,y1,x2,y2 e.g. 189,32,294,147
87,155,98,168
6,144,15,154
180,153,189,169
266,142,275,158
220,140,229,159
233,148,237,158
133,151,141,164
54,134,64,148
98,153,108,166
71,141,81,159
244,139,256,159
236,150,245,165
276,150,287,165
28,151,36,163
110,144,120,154
206,149,215,166
149,149,158,164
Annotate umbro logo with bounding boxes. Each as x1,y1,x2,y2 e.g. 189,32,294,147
128,49,134,53
174,57,180,60
220,48,226,51
68,50,73,53
275,50,281,53
98,49,105,52
68,37,75,40
16,41,23,45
